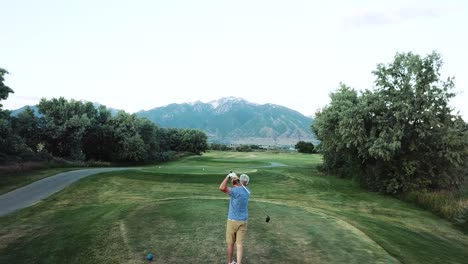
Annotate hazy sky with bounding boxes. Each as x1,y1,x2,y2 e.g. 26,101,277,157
1,0,467,118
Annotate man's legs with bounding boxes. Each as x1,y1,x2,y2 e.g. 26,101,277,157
226,220,247,264
236,243,243,264
226,220,237,263
227,243,235,264
235,222,247,264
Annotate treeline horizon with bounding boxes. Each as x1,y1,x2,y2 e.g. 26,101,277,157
0,73,208,164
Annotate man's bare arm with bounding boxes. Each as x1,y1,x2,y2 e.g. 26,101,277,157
219,175,230,194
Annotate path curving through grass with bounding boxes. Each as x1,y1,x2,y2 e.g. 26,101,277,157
0,151,466,263
0,168,136,216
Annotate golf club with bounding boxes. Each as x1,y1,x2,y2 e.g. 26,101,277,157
230,171,271,223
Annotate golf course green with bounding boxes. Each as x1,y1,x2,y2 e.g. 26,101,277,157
1,151,467,263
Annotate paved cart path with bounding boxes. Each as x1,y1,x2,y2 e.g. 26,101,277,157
0,168,135,217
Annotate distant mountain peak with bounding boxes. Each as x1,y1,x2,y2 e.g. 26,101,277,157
188,100,203,106
137,97,316,145
208,96,247,109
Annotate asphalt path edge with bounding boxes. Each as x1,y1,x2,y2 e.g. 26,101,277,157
0,168,136,217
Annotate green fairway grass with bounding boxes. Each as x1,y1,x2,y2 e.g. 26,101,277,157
1,151,467,263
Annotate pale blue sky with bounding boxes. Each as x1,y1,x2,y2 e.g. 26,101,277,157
1,0,467,118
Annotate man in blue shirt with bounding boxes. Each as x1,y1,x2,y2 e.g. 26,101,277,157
219,172,250,264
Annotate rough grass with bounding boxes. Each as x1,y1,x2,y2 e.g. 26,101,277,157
0,151,467,263
403,187,468,232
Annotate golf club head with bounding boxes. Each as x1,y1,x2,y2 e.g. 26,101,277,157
266,215,270,223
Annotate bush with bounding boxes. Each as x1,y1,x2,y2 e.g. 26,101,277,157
209,143,232,151
404,190,466,220
236,145,252,152
295,141,315,154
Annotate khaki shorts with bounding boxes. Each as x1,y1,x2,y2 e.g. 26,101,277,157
226,219,248,244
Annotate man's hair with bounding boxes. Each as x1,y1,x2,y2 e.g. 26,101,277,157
240,174,250,185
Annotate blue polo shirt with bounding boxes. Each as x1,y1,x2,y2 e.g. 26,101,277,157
228,186,250,221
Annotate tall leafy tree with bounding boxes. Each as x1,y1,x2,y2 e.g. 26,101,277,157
0,68,33,162
180,129,208,154
313,52,468,193
82,105,114,161
164,128,208,155
313,84,364,176
38,98,94,160
11,106,41,151
166,128,183,151
0,68,14,109
137,118,162,162
108,111,145,162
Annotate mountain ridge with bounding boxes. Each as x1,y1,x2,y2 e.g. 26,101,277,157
136,97,316,145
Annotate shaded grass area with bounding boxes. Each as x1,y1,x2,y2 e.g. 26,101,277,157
1,151,467,263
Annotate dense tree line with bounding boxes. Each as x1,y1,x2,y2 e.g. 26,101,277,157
235,144,266,152
0,69,208,164
208,143,266,152
313,52,468,194
209,143,232,151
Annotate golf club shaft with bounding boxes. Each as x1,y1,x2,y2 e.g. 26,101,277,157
253,199,269,216
240,184,269,216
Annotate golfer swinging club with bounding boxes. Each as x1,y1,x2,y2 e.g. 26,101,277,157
219,172,250,264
